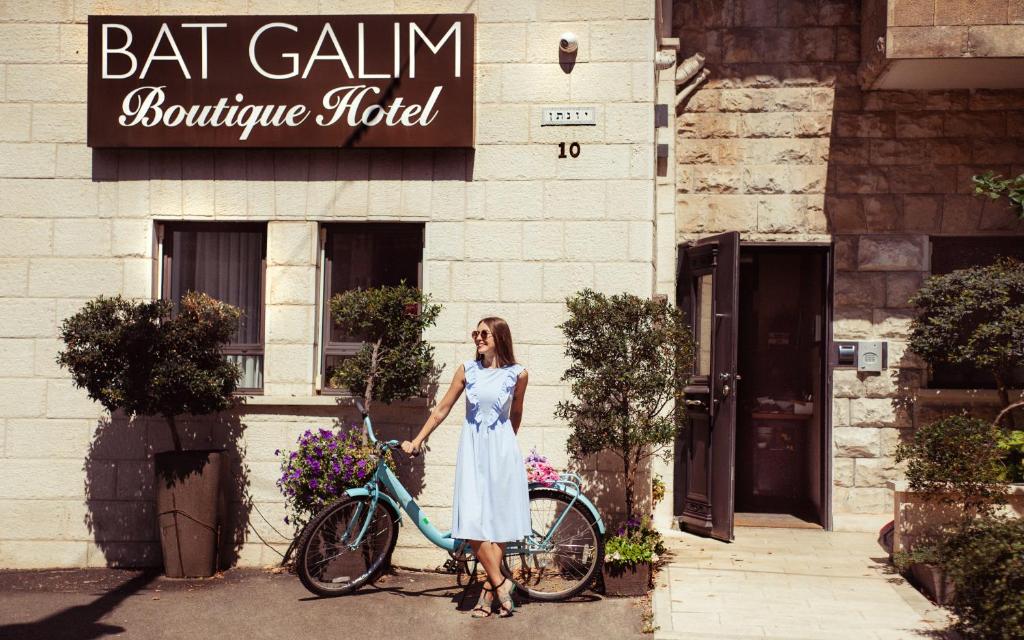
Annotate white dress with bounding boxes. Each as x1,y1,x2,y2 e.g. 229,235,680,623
450,360,533,542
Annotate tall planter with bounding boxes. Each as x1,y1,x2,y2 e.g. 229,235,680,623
155,450,224,578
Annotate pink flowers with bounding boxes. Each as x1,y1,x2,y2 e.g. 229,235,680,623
525,448,560,486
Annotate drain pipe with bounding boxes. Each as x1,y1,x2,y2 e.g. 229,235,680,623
675,53,709,108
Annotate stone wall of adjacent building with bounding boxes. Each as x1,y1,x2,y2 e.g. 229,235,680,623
674,0,1024,530
0,0,661,569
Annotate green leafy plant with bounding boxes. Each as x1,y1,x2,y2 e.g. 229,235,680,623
938,516,1024,640
605,516,666,567
556,289,695,521
58,292,242,451
652,474,666,507
997,430,1024,483
972,170,1024,219
329,282,441,411
893,543,943,573
908,258,1024,425
895,414,1008,517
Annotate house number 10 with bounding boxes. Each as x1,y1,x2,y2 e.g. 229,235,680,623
557,142,581,158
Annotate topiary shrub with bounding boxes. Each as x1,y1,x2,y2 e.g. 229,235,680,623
555,289,695,522
328,282,441,412
58,292,242,451
938,516,1024,640
908,258,1024,425
895,413,1008,517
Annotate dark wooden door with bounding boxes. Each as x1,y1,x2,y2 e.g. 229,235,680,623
675,232,740,541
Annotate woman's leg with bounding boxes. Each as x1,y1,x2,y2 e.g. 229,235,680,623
467,540,496,616
470,540,504,589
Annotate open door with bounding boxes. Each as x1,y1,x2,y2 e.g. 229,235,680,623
675,232,740,541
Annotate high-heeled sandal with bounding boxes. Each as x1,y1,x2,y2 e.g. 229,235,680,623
494,577,516,617
471,582,494,618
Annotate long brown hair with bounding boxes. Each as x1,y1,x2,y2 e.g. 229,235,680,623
475,316,517,367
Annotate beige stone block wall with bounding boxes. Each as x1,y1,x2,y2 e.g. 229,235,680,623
0,1,659,569
675,0,1024,530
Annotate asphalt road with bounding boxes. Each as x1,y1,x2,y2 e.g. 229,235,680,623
0,567,651,640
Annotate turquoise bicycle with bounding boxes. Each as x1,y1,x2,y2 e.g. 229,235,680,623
295,399,606,601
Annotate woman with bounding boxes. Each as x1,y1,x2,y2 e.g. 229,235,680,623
401,316,531,618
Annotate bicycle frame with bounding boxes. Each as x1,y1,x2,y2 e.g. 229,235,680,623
345,409,605,560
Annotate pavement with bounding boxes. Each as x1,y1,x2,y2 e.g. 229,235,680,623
0,566,650,640
651,527,954,640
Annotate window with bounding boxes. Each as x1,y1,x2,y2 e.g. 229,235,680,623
160,223,266,392
927,236,1024,389
320,223,423,393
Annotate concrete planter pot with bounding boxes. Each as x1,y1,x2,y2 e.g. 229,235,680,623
601,561,651,596
888,481,1024,556
908,562,956,606
155,450,224,578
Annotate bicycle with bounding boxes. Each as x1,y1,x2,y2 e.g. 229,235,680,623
294,399,606,601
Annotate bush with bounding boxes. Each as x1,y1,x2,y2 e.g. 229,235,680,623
908,258,1024,422
605,516,666,567
555,289,695,521
58,292,242,451
276,426,395,531
894,414,1008,516
939,517,1024,640
329,283,441,411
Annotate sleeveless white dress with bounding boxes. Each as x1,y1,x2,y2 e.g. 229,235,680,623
451,360,533,542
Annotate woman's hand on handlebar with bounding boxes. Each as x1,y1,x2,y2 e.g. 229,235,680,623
400,440,422,457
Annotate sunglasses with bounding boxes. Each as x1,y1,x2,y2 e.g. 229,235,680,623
471,330,492,341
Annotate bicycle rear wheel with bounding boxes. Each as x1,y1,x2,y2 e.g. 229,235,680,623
502,487,604,601
295,495,398,597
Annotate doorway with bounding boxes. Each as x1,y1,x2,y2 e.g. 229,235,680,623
675,236,831,540
734,246,829,528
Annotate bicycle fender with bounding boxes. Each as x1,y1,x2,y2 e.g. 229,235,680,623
344,487,404,525
530,483,606,536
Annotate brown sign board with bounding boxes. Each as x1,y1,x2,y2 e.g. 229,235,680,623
87,15,474,148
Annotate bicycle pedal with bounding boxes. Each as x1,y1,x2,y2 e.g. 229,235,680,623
330,576,351,584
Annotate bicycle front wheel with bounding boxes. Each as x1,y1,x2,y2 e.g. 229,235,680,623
295,495,398,597
503,487,604,601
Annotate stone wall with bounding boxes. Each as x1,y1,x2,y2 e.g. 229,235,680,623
0,0,661,569
888,0,1024,58
674,0,1024,530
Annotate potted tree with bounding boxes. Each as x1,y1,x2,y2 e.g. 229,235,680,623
908,256,1024,426
555,289,694,595
893,414,1010,603
327,281,441,413
58,292,242,578
892,256,1024,603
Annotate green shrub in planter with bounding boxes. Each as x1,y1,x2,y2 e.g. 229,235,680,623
58,292,242,451
328,282,441,411
555,289,695,522
938,517,1024,640
894,414,1009,517
907,257,1024,425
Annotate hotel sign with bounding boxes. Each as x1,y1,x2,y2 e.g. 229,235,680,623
87,15,474,148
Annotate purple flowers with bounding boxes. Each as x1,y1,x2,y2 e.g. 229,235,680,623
274,423,396,531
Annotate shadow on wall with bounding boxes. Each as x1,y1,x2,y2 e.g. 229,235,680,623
569,451,654,532
83,412,251,570
88,147,475,183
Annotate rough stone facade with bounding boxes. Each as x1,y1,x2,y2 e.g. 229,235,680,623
0,0,665,569
673,0,1024,530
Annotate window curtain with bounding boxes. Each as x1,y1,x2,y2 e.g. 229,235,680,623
170,228,264,389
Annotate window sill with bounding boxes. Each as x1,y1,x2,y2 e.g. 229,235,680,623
235,394,429,408
913,389,1024,406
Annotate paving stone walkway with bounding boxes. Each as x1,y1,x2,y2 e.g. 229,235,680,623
651,527,952,640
